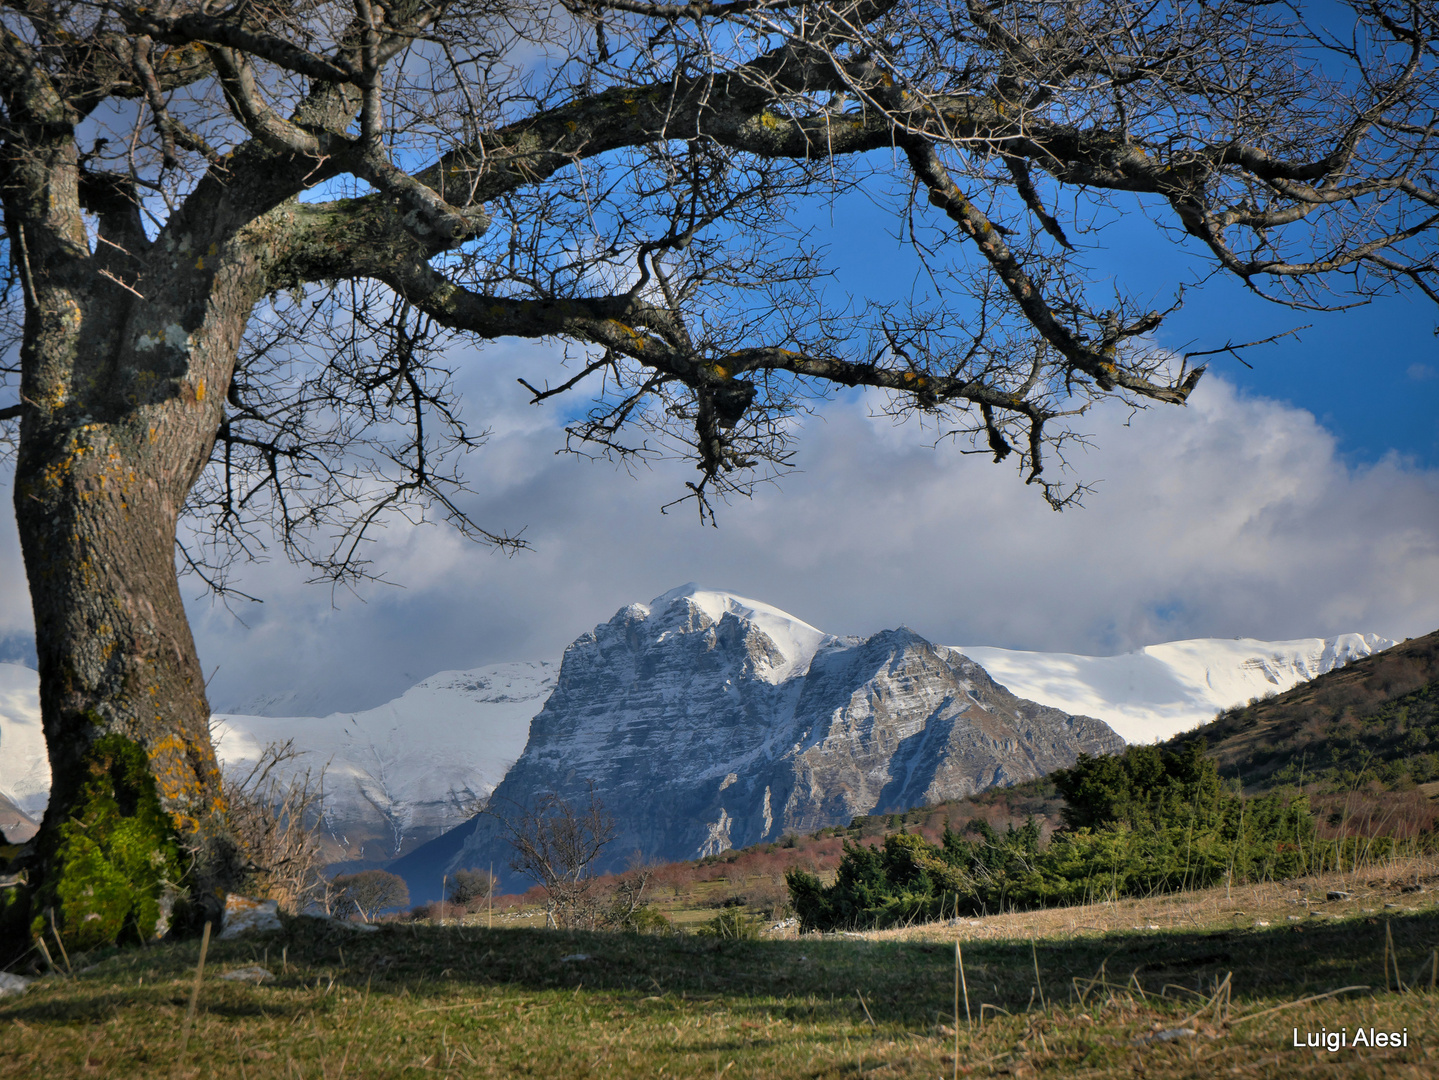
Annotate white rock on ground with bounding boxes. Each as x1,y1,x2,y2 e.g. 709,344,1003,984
0,972,33,998
218,894,283,939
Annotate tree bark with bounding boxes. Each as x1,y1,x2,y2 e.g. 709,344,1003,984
3,147,255,945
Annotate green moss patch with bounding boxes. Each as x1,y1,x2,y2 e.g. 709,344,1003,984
33,734,184,951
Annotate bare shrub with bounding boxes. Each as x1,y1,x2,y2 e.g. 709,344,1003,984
491,781,616,929
601,858,660,932
221,740,328,913
748,874,791,919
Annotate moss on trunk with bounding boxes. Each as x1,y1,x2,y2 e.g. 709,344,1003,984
27,734,186,951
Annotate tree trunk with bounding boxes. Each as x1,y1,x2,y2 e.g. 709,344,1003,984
2,189,252,949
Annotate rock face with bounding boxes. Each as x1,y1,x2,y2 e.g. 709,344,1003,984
396,586,1123,899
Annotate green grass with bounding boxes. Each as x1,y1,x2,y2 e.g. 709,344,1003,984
4,888,1439,1079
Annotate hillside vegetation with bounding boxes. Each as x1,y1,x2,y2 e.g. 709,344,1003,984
1168,629,1439,792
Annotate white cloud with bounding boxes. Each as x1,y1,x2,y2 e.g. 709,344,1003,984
3,349,1437,715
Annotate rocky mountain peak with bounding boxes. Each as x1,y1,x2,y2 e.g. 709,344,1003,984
394,591,1125,899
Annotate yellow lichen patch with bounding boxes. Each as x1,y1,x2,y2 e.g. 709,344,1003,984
711,365,730,379
565,120,578,133
759,111,787,131
148,733,206,823
607,321,648,350
194,378,206,402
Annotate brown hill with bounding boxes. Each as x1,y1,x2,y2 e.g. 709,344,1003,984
1165,628,1439,793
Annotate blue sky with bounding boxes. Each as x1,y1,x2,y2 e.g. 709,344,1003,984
800,187,1439,469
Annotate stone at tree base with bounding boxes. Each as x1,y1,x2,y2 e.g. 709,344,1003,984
0,972,33,998
218,894,282,939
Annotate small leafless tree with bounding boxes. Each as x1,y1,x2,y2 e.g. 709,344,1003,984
221,740,329,914
332,869,411,922
493,781,616,928
447,866,497,906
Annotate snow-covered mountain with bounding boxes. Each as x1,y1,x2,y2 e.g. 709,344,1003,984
210,661,555,860
392,586,1126,898
955,634,1395,743
0,663,47,824
0,660,554,860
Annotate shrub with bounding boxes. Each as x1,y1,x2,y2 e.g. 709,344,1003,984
788,745,1335,932
696,907,761,940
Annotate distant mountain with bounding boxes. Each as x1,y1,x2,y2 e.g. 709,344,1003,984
0,660,554,863
1164,628,1439,791
391,586,1125,901
0,663,47,821
210,662,556,861
0,588,1395,880
955,634,1396,744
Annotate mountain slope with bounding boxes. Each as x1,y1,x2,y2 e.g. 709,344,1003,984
1164,628,1439,790
211,661,556,860
0,660,553,860
955,634,1395,744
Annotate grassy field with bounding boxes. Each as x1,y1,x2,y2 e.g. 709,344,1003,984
4,860,1439,1079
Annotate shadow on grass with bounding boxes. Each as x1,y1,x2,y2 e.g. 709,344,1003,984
7,907,1437,1027
277,908,1439,1019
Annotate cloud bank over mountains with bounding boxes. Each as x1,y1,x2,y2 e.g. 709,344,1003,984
0,341,1435,716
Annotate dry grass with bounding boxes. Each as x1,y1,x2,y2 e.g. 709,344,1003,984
4,863,1439,1079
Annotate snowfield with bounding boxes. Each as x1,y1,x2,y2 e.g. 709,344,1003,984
0,661,554,856
954,633,1395,743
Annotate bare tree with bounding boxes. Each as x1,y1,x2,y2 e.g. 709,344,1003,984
493,781,616,928
3,0,1438,946
331,868,410,922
